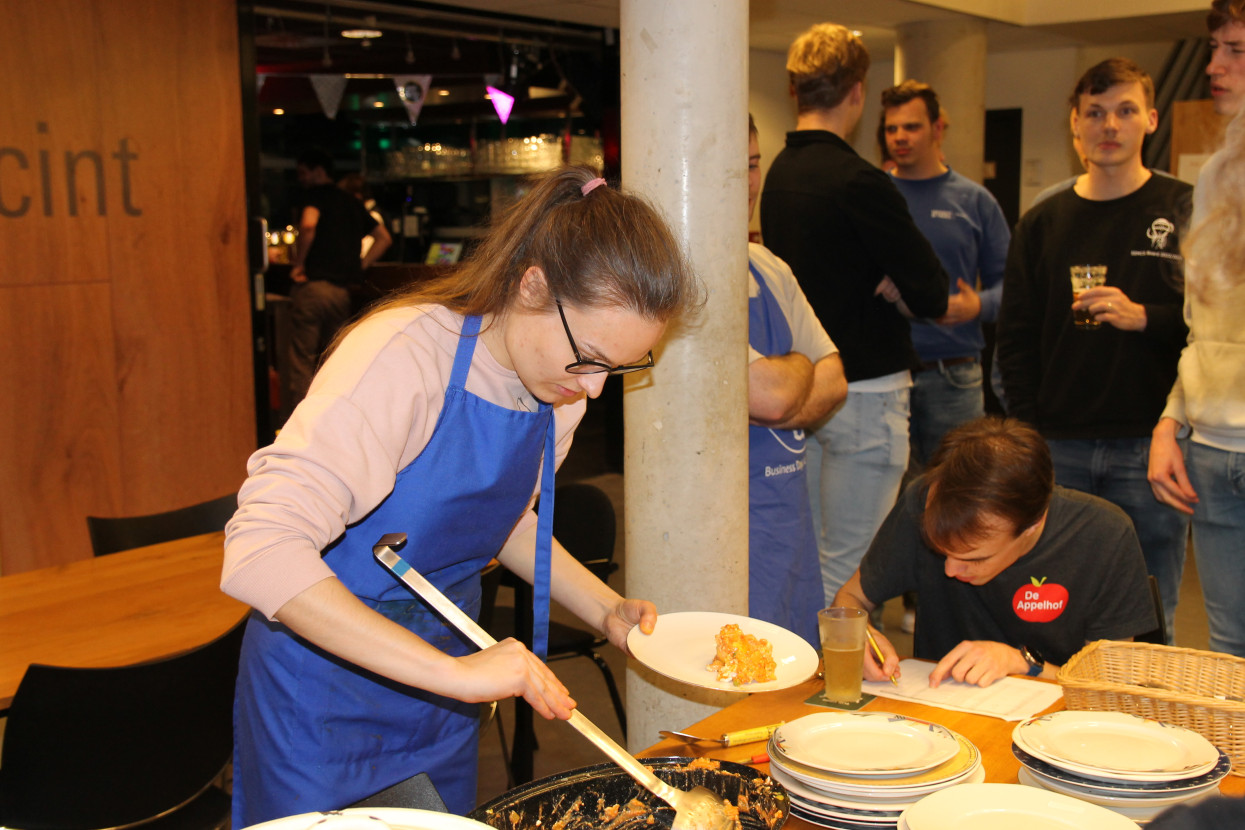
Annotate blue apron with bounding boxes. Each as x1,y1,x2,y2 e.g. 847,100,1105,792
232,315,556,825
747,262,823,648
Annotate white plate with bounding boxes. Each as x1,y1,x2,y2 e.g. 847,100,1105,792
1017,766,1217,814
626,611,818,692
769,730,981,795
1012,743,1233,795
243,808,496,830
901,783,1141,830
775,712,960,774
1013,712,1220,780
771,759,986,812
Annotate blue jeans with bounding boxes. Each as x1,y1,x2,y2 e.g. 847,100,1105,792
1047,437,1190,643
1185,441,1245,657
806,387,910,605
910,359,985,467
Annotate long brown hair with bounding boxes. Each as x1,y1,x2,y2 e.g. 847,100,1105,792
1183,108,1245,300
327,165,700,357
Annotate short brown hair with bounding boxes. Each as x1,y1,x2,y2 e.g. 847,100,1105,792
881,80,941,124
787,24,870,113
921,417,1054,554
1068,58,1155,110
1209,0,1245,31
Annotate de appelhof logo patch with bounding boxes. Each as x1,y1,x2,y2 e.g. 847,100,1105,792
1013,576,1068,623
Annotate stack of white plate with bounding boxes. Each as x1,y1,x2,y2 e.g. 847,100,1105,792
1010,711,1231,825
766,712,984,830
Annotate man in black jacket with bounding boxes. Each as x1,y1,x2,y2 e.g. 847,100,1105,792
760,22,949,605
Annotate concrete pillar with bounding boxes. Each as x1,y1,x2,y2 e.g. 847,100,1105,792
895,19,988,184
619,0,750,752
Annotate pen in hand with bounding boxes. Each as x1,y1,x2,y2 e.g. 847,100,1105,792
866,629,899,685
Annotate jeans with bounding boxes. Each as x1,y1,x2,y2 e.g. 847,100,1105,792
287,280,353,410
910,359,985,468
1047,437,1190,643
1185,441,1245,657
806,387,910,605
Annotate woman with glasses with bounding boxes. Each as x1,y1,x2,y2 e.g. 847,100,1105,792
222,167,701,825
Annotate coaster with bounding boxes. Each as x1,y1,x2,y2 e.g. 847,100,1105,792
805,689,876,711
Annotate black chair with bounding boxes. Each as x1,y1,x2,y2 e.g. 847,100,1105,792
480,482,626,783
1136,574,1169,645
86,493,237,556
0,620,246,830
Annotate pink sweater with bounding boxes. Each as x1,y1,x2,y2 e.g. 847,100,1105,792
222,304,585,618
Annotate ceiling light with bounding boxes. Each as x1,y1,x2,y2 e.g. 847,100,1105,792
273,108,285,115
372,100,385,108
342,28,382,39
851,30,863,37
437,89,450,97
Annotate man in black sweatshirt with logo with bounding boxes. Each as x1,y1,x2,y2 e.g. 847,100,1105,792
997,59,1190,641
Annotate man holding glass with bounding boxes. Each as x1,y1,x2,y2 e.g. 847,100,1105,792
997,59,1190,641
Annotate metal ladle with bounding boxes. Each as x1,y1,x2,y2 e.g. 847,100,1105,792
373,534,739,830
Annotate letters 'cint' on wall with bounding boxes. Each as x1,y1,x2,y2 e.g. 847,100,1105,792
0,122,141,217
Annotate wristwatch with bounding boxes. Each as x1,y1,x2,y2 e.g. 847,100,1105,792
1019,645,1045,677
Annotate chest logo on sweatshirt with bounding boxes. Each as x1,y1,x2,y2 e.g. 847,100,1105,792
1147,217,1175,250
1013,576,1068,623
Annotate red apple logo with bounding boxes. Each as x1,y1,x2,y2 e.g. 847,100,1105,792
1013,577,1068,623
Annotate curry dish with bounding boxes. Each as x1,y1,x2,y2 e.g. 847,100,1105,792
707,624,777,686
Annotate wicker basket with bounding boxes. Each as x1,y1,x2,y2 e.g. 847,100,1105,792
1058,640,1245,775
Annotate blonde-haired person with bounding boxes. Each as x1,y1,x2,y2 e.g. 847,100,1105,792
223,167,701,824
761,23,950,607
1148,106,1245,657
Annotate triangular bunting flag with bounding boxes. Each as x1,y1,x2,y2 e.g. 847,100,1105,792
394,74,432,125
309,74,348,120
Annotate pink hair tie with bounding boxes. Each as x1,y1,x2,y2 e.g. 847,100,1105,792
581,177,607,196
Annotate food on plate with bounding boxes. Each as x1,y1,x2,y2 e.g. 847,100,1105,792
707,624,776,686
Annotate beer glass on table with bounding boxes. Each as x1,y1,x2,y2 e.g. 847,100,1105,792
818,607,867,703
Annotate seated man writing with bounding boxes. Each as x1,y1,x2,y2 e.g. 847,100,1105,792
833,415,1157,687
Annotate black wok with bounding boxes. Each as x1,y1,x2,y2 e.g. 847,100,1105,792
469,757,788,830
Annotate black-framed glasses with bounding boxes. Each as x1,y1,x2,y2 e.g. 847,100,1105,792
555,300,654,375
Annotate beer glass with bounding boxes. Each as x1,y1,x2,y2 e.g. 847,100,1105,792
1070,265,1108,328
818,607,867,703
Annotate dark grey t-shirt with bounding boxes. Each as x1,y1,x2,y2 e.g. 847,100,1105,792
860,483,1157,666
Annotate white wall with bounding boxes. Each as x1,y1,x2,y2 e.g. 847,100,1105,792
987,40,1181,210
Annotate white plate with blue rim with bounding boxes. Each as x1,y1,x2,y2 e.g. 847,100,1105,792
774,711,960,775
1012,742,1232,795
1013,711,1220,781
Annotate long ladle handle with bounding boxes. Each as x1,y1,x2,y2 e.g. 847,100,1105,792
373,536,679,805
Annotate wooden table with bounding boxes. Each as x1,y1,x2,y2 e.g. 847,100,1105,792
0,531,248,711
638,677,1244,827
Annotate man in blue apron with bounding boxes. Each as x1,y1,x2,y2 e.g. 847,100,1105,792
746,117,847,647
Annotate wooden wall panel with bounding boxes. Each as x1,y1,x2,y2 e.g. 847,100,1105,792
1172,99,1231,168
0,0,253,573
